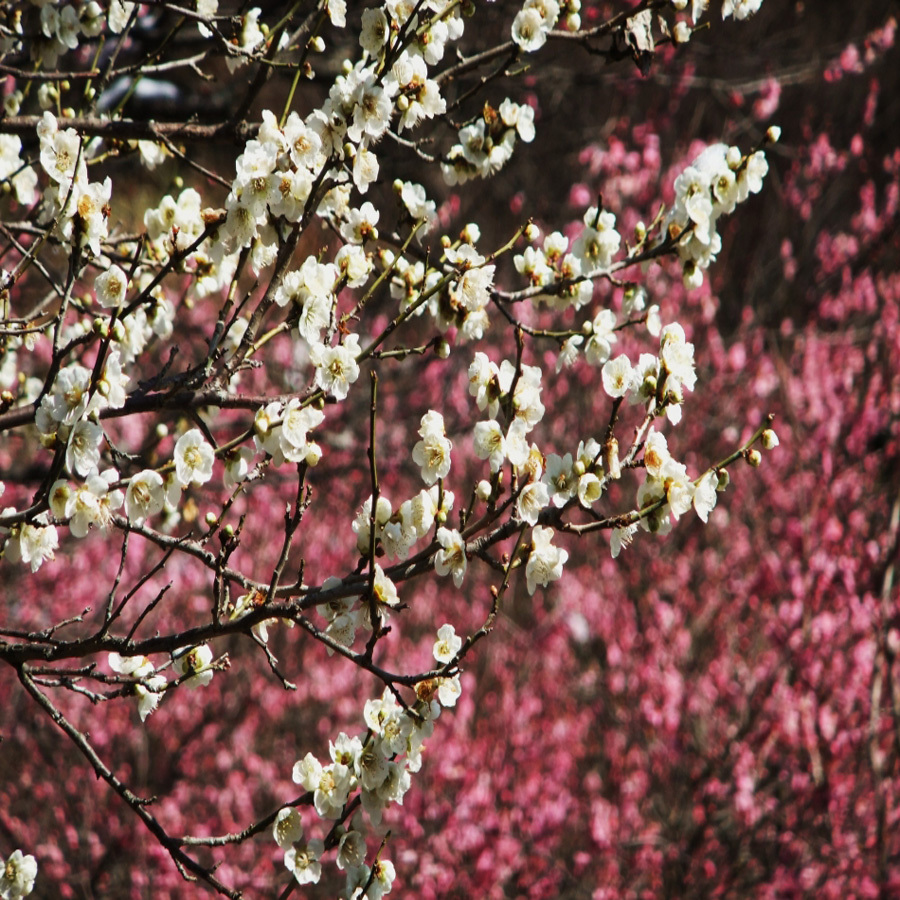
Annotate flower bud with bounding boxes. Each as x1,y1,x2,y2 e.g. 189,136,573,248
634,221,646,242
435,339,451,359
746,449,762,467
205,512,218,527
476,480,492,501
761,428,779,450
461,223,481,243
716,470,730,491
673,21,691,43
525,223,539,242
766,125,782,143
604,437,621,480
309,35,325,53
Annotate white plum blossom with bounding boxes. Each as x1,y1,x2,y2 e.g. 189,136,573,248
437,674,462,708
284,840,325,886
273,807,303,850
65,470,123,537
95,265,128,308
610,522,639,558
543,453,577,508
525,526,568,595
572,207,621,272
173,644,215,688
125,469,165,525
512,7,550,52
311,333,361,400
0,134,37,204
65,419,103,477
174,428,215,487
577,472,603,507
360,7,389,55
3,517,58,573
0,849,37,900
723,0,764,20
584,309,618,366
601,355,634,399
693,470,719,522
473,419,506,473
516,479,550,525
109,653,165,721
643,429,671,478
433,623,462,664
434,527,467,587
337,830,367,870
411,410,452,485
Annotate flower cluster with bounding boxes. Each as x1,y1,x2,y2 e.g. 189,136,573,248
281,627,461,889
442,99,537,185
108,653,167,721
0,2,781,896
37,112,111,257
666,140,773,288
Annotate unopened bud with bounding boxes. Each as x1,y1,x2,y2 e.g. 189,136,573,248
309,35,325,53
673,21,691,43
476,479,492,502
746,449,762,467
525,222,539,242
461,223,480,243
634,221,646,242
604,437,621,480
205,512,217,527
435,339,451,359
396,94,409,111
155,423,169,439
766,125,782,143
565,12,581,30
761,428,779,450
716,469,730,491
